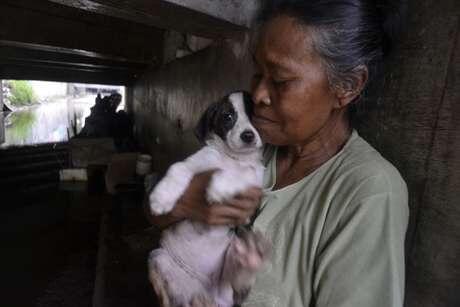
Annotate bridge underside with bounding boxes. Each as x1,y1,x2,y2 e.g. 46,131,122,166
0,0,259,85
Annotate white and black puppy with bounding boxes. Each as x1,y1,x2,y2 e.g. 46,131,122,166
148,91,270,307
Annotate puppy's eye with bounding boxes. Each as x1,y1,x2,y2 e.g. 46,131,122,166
224,113,233,122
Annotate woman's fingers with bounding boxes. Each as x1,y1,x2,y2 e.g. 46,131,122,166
197,187,263,226
174,174,262,226
205,201,256,225
224,199,258,219
234,187,263,202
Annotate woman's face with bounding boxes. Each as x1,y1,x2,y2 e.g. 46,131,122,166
251,15,341,146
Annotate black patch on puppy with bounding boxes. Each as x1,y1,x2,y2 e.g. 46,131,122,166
212,97,237,142
194,95,238,143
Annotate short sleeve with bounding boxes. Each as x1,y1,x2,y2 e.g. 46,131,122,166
312,188,409,307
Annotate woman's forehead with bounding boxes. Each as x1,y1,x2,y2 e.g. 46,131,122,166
255,15,318,68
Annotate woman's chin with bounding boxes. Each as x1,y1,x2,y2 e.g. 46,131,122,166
259,130,280,146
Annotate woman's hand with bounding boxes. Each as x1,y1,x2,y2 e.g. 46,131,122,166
176,172,262,225
145,170,262,229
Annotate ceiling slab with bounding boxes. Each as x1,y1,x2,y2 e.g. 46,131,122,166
45,0,260,38
0,0,163,84
0,0,163,64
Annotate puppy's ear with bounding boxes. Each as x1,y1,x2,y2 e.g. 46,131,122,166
242,91,254,118
194,102,219,143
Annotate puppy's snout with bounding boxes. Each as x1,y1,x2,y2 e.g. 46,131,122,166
240,130,255,144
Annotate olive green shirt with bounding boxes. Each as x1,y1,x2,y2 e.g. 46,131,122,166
243,130,409,307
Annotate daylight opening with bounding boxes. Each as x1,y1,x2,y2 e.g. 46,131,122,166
0,80,125,148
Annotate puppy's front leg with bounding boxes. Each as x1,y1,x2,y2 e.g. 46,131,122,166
149,147,222,215
149,162,195,215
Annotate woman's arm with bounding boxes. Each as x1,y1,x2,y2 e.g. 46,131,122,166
144,170,262,230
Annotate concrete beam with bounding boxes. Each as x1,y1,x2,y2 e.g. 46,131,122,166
166,0,260,28
0,41,149,85
0,62,139,85
1,0,164,63
46,0,261,38
0,41,149,70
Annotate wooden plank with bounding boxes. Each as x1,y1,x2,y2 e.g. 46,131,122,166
0,40,152,65
0,39,147,85
0,0,164,63
45,0,249,38
0,44,149,72
0,63,138,85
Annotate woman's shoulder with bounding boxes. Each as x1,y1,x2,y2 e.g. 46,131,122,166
318,132,409,245
292,130,410,234
331,130,407,198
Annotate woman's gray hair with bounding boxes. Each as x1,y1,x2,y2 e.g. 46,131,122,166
259,0,404,96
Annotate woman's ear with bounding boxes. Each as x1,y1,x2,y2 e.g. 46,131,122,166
334,65,368,108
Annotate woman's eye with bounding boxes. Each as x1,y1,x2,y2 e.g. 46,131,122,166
273,78,289,85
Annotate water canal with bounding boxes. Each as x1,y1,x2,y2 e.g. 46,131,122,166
1,82,125,148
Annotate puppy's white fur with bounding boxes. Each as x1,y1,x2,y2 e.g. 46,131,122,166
148,92,267,307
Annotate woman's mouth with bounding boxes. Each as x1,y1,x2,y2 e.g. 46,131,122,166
252,114,276,125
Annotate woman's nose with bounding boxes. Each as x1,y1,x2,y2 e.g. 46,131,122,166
252,78,270,106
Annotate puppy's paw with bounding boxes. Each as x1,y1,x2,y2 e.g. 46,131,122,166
232,229,271,272
149,163,194,215
149,187,176,215
148,265,171,307
222,230,271,304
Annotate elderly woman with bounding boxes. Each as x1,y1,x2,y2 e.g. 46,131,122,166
148,1,409,306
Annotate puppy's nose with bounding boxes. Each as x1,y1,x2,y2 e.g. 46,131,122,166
240,130,255,144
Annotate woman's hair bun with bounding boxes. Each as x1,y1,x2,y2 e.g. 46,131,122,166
375,0,406,56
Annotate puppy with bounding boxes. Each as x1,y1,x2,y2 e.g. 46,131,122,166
148,91,270,307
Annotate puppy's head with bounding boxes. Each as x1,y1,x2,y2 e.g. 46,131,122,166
195,91,262,154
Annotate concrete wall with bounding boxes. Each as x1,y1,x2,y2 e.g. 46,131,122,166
356,1,460,306
132,35,252,173
167,0,260,28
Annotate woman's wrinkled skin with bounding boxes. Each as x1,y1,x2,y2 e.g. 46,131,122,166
251,15,367,189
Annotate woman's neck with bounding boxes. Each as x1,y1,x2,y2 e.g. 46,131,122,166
289,118,350,162
275,112,351,188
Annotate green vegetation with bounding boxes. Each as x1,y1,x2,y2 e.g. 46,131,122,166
8,111,36,140
8,80,37,106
